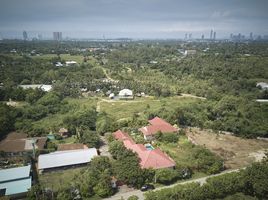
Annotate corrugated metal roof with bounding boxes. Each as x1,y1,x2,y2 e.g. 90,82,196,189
0,177,31,195
38,148,98,170
0,165,31,183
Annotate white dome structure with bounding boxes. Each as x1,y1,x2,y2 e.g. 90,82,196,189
118,89,133,99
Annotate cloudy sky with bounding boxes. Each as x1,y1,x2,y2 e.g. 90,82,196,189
0,0,268,39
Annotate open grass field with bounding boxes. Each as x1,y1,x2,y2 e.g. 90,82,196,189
34,95,203,132
186,128,268,169
99,96,202,121
31,54,86,64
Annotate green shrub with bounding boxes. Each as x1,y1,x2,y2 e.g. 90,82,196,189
156,168,181,184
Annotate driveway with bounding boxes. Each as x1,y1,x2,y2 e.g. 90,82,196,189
99,135,112,158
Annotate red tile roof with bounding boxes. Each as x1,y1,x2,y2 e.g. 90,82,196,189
149,117,170,126
140,149,176,169
113,130,176,169
139,117,177,136
113,130,135,143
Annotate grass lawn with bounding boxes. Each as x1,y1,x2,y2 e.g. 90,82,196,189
156,135,202,169
53,135,77,145
156,135,224,177
39,166,87,191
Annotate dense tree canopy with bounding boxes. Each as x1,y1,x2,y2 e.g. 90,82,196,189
145,160,268,200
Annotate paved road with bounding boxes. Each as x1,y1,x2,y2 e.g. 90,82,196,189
104,168,243,200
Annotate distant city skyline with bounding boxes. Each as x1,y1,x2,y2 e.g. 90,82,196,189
0,0,268,39
0,29,266,41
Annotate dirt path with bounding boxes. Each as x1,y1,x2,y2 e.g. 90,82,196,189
101,67,117,82
99,135,112,158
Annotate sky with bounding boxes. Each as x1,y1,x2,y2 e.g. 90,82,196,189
0,0,268,39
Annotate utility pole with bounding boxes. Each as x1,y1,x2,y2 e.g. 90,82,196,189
31,139,36,158
154,159,157,183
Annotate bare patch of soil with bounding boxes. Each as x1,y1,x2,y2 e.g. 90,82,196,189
185,128,268,169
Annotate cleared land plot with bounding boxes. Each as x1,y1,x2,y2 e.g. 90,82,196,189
39,167,87,191
186,128,268,169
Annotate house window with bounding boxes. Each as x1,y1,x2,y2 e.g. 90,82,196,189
0,188,6,197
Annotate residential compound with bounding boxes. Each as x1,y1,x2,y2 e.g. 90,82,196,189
139,117,178,140
113,130,176,169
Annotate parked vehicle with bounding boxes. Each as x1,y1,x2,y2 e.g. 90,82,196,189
140,184,155,191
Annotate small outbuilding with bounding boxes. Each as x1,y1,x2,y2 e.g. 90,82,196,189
118,89,133,100
57,143,88,151
184,50,196,56
58,128,69,138
55,62,63,67
66,61,77,66
256,82,268,90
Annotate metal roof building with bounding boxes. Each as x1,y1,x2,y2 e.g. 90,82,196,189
38,148,98,170
119,89,133,97
0,165,31,196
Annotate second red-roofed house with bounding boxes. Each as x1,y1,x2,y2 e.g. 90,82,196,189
139,117,178,140
112,130,176,169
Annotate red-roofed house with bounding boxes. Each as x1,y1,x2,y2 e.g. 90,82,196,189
139,117,178,140
112,130,176,169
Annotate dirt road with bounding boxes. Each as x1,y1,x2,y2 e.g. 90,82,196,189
104,168,243,200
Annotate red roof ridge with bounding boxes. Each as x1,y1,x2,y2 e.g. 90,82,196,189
139,117,178,136
113,130,135,143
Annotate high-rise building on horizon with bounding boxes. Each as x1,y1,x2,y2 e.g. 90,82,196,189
210,29,213,40
23,31,28,40
213,31,216,40
38,34,42,40
201,34,204,40
53,32,62,41
189,33,192,39
250,32,253,40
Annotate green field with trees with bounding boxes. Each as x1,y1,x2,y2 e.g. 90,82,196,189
0,40,268,199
